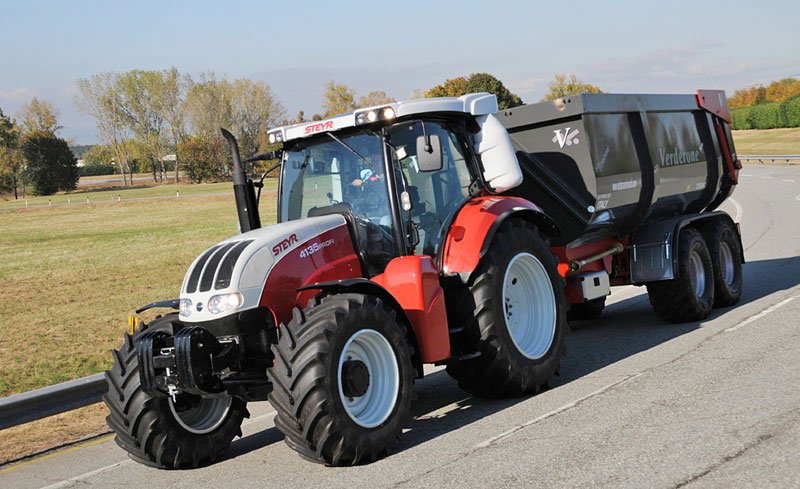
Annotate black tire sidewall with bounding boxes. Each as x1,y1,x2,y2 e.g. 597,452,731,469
706,222,743,306
322,299,415,436
683,229,715,313
487,236,566,373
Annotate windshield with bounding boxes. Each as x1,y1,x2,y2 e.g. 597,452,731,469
280,131,390,223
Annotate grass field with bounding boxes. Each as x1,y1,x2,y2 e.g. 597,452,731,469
732,127,800,155
0,180,278,397
0,181,233,209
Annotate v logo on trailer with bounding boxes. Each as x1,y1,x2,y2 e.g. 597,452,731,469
552,127,580,148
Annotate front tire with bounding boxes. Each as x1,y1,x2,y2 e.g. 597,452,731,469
647,227,715,323
268,294,415,466
103,314,247,469
446,219,568,398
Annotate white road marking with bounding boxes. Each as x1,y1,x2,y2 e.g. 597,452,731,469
242,410,276,427
796,195,800,202
781,179,796,183
760,176,772,179
740,174,752,177
38,460,132,489
729,197,743,222
725,296,798,333
473,374,641,450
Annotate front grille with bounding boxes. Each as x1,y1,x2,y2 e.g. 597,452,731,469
199,242,238,292
215,240,253,289
185,245,222,293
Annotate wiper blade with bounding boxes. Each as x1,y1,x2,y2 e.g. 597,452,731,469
327,132,369,164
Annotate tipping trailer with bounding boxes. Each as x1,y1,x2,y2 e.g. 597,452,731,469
104,90,743,468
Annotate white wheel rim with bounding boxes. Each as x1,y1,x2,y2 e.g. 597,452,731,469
337,329,400,428
502,252,557,360
720,242,735,285
169,395,232,435
689,249,706,297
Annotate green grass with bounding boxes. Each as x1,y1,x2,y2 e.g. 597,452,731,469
0,180,278,396
732,127,800,155
0,181,234,209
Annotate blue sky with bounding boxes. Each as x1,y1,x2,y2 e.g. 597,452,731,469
1,0,798,144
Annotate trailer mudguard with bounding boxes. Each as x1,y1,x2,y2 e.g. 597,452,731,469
630,211,743,284
441,196,559,279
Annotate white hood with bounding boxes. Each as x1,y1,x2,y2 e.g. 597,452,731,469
179,214,346,323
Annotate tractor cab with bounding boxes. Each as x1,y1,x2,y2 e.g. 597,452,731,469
277,118,479,276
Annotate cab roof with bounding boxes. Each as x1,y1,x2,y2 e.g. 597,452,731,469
267,93,499,144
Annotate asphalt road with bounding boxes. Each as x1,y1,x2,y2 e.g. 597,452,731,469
3,165,799,489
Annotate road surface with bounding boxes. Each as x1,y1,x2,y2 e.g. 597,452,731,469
2,165,799,488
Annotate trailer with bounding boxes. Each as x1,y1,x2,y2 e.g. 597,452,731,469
103,89,743,468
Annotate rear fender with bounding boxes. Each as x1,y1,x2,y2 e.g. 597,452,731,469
441,196,559,280
630,211,743,284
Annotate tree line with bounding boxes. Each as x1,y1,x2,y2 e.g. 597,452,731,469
727,77,800,130
0,71,600,196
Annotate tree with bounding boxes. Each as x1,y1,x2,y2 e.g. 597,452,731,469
766,78,800,103
357,91,396,109
0,108,22,198
541,74,603,101
464,73,523,109
728,86,767,109
229,78,286,157
322,81,356,118
425,73,523,109
75,73,135,185
179,135,227,183
17,97,62,135
21,131,79,195
184,74,285,159
425,76,469,98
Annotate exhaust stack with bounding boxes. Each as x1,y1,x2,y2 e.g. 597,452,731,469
221,128,261,233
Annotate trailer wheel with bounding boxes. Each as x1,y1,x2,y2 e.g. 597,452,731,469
647,227,715,322
268,294,415,466
446,219,568,398
567,297,606,321
103,314,247,469
703,221,743,307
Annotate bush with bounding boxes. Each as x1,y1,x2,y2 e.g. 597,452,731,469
78,164,117,177
21,131,79,195
730,95,800,130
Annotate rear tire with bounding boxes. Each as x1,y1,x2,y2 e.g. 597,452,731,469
446,219,568,398
268,294,415,466
103,314,247,469
647,227,715,323
567,297,606,321
703,220,743,307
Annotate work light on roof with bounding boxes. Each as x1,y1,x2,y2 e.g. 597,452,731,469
355,106,396,125
268,130,284,144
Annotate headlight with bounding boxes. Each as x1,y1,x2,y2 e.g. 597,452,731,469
207,292,244,314
179,298,192,317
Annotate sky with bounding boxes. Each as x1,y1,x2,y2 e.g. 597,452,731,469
1,0,798,144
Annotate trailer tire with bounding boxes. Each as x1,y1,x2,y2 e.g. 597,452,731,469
647,227,715,323
103,314,247,469
703,221,743,307
268,294,415,466
567,298,606,321
446,219,568,398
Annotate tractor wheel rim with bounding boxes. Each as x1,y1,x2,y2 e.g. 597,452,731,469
168,395,232,435
690,249,706,297
720,242,735,285
337,329,400,428
502,252,557,360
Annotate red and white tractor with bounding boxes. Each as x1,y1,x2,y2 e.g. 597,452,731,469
104,90,743,467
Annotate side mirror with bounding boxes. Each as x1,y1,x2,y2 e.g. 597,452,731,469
416,134,443,172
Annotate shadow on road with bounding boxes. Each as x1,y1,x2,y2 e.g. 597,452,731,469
222,256,800,461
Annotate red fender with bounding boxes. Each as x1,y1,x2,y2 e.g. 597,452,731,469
371,256,450,363
441,196,558,276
